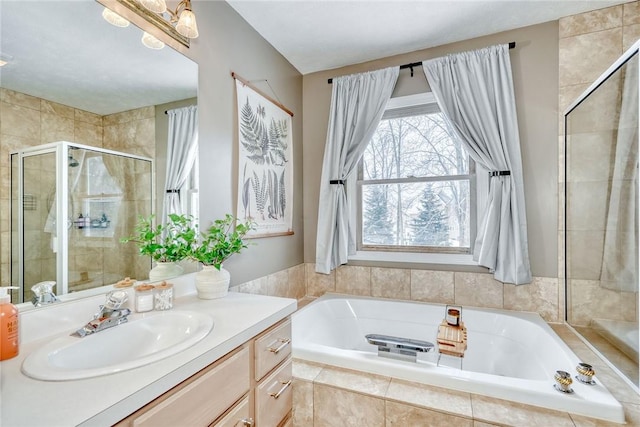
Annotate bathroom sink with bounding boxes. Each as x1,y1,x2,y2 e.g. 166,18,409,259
22,310,214,381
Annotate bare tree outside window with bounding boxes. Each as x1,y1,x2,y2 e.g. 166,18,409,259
359,109,472,252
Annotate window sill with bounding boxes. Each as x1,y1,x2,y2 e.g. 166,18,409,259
348,250,477,266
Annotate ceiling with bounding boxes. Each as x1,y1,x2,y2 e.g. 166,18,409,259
226,0,629,75
0,1,197,116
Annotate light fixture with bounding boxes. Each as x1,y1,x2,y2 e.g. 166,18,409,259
139,0,167,14
141,31,165,50
139,0,199,39
102,7,130,28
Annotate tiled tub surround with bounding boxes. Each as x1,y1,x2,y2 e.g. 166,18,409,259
292,294,624,423
227,263,640,425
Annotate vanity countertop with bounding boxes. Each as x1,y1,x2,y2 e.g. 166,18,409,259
0,283,297,427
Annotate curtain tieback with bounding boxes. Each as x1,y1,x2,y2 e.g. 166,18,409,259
329,179,345,185
166,189,181,193
489,170,510,177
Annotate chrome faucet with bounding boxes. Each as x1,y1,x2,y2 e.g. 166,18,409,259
31,281,59,307
73,290,131,337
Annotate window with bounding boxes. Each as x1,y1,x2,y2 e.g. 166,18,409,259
357,93,476,255
180,149,199,220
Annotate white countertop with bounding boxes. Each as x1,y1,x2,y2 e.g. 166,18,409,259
0,281,297,427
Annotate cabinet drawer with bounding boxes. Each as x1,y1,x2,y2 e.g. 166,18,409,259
132,346,250,427
255,359,292,427
211,396,251,427
254,319,291,381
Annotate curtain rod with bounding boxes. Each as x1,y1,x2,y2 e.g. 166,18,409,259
327,41,516,84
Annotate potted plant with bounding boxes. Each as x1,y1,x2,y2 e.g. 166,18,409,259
190,214,253,299
122,213,197,282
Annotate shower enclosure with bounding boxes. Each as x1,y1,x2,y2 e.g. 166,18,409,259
565,42,639,389
11,141,153,303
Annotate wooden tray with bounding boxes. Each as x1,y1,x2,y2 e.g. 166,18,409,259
437,320,468,358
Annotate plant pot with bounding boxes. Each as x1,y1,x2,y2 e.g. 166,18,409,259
149,261,184,282
195,265,230,299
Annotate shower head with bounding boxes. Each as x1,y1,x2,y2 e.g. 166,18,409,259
68,155,79,168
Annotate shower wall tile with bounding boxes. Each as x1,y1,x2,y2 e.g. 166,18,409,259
559,28,622,87
410,269,454,304
370,267,410,299
559,83,591,117
623,23,640,50
313,384,385,427
41,112,74,143
74,109,102,126
559,5,622,38
566,230,604,280
565,181,608,230
41,99,74,120
385,401,473,427
625,1,640,25
566,131,615,183
103,106,154,126
1,103,41,140
306,263,335,296
0,89,40,110
74,122,103,147
335,265,371,296
568,279,633,326
454,272,503,309
503,276,559,322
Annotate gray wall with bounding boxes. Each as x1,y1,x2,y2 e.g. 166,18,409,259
180,2,304,286
302,21,560,278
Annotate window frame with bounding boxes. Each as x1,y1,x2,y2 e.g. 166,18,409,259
354,92,477,258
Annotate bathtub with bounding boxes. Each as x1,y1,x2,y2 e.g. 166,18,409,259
292,294,625,423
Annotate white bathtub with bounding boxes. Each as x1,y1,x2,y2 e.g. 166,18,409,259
292,294,625,423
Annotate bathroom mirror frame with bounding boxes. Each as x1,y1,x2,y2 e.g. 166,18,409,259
564,39,640,392
1,0,198,310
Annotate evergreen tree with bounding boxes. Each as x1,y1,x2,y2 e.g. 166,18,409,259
363,186,394,245
410,185,449,246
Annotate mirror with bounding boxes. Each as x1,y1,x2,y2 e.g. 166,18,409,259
0,0,198,306
565,47,639,389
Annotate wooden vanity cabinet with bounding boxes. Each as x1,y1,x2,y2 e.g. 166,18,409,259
115,317,292,427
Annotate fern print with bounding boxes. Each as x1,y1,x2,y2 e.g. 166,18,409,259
279,169,286,219
252,170,268,220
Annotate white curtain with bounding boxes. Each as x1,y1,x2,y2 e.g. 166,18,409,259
162,105,198,225
423,44,531,285
600,57,638,292
315,66,399,273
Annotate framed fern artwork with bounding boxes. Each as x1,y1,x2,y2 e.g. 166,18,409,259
235,78,294,238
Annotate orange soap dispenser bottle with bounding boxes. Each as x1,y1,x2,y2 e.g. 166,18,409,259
0,286,20,361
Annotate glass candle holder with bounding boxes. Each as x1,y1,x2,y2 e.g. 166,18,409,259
154,281,174,311
134,284,155,313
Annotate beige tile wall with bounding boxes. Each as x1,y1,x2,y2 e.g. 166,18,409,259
559,2,640,326
0,88,155,296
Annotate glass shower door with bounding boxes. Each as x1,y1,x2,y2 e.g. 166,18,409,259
11,151,58,303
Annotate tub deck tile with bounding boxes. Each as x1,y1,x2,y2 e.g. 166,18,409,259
471,394,575,427
293,359,324,382
385,378,473,419
313,365,391,398
571,402,640,426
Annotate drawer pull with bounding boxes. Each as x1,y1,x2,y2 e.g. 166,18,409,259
267,338,291,354
237,418,254,426
268,379,292,399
